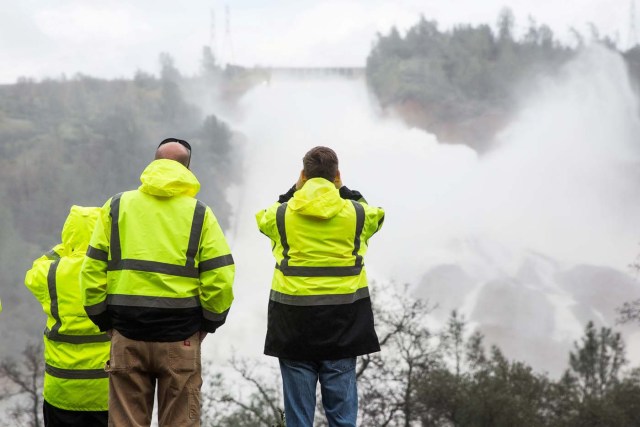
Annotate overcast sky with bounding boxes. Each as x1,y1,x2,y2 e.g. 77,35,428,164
0,0,631,83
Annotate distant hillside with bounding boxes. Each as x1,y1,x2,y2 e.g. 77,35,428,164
0,52,242,355
365,10,632,152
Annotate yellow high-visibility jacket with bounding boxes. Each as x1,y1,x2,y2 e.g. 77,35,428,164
80,159,235,341
25,206,109,411
256,177,385,360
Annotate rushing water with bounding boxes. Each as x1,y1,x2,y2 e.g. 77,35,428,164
203,46,640,374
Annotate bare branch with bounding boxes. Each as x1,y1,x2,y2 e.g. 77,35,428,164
0,342,44,427
617,299,640,325
229,357,282,423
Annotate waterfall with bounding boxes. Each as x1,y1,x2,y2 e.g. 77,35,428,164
203,46,640,375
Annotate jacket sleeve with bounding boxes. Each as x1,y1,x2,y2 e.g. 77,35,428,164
256,202,280,241
24,254,55,305
79,198,112,331
45,244,64,260
278,184,297,203
339,186,368,203
198,207,235,333
361,204,385,244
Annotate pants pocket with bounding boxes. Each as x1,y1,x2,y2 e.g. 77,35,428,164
325,357,356,373
106,330,130,373
169,334,199,373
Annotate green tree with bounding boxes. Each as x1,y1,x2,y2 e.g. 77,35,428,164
496,7,515,42
566,321,626,400
553,321,637,426
159,52,183,122
416,314,553,427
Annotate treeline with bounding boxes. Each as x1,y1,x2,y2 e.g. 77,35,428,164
0,51,241,355
366,9,625,151
198,290,640,427
4,287,637,426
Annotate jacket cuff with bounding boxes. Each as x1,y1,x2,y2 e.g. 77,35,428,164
201,318,225,333
339,186,366,203
88,312,112,332
278,184,297,203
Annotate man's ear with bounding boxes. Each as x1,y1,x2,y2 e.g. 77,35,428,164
334,170,342,189
296,170,307,190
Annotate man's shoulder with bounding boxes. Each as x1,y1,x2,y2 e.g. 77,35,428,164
119,190,205,205
194,198,209,208
257,201,282,219
106,190,134,204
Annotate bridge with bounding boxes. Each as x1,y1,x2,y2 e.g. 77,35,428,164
265,67,365,79
216,65,366,98
225,64,365,80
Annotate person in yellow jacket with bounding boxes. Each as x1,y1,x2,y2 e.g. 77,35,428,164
256,146,385,427
80,138,235,427
25,205,109,427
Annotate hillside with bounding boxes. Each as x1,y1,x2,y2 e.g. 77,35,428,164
365,10,631,152
0,54,242,356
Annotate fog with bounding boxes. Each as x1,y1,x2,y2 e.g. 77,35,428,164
204,46,640,374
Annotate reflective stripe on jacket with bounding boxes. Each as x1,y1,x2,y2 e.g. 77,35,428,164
256,178,385,360
80,159,235,341
24,206,109,411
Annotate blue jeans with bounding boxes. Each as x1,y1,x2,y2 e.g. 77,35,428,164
279,358,357,427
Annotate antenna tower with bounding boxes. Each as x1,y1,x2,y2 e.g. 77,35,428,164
209,8,216,53
630,0,638,48
224,4,235,65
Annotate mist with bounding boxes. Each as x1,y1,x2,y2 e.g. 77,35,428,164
203,46,640,375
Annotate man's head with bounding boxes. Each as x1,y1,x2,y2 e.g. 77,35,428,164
155,138,192,168
302,146,339,182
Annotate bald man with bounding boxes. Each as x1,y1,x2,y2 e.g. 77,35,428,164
155,138,191,166
80,138,235,427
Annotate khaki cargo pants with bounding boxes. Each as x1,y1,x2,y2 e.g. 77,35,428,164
106,330,202,427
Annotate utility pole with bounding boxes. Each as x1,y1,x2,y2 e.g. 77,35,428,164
210,8,216,54
630,0,638,49
224,3,235,65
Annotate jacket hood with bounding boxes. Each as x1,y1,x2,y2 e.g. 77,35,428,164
138,159,200,198
288,177,347,219
60,206,100,256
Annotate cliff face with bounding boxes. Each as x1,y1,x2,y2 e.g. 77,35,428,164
373,47,640,154
390,99,509,153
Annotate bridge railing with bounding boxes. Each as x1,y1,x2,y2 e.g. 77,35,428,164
266,67,365,78
225,65,365,79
